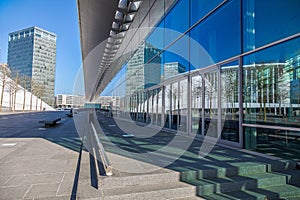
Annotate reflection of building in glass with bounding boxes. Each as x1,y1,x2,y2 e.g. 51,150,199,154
221,61,300,116
56,94,85,108
97,96,120,110
164,62,186,80
286,55,300,105
7,26,56,106
126,42,161,96
78,0,300,167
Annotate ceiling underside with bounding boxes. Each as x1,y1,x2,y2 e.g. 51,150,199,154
77,0,142,101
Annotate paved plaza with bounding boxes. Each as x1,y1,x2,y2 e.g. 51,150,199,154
0,111,299,199
0,111,80,199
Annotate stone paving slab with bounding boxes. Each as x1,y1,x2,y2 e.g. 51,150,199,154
0,112,80,200
0,185,30,199
3,172,64,186
24,183,61,199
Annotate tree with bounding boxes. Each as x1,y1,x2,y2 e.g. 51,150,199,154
30,80,39,111
37,85,45,111
0,64,11,112
222,68,238,119
276,65,290,116
10,70,21,112
204,73,218,117
19,75,31,111
255,64,269,121
6,79,16,111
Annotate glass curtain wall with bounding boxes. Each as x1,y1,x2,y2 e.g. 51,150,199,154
243,37,300,158
99,0,300,156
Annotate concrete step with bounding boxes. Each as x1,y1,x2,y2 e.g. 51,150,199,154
102,182,196,200
99,171,181,188
173,197,204,200
181,162,268,181
273,169,300,186
182,172,287,196
267,159,297,172
180,160,300,198
202,184,300,200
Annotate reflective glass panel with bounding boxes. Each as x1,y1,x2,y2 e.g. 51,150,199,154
243,37,300,159
220,61,239,142
171,82,179,130
178,79,188,132
204,70,218,137
165,84,171,128
152,89,158,125
191,74,203,135
190,0,241,66
243,37,300,128
190,0,224,25
164,0,189,46
243,0,300,52
157,87,163,126
163,37,189,80
148,90,154,124
146,21,164,57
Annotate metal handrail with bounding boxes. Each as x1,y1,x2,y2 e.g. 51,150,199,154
90,122,113,176
243,123,300,132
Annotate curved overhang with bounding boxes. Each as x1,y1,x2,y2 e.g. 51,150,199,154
77,0,143,101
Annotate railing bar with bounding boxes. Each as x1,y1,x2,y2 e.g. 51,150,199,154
90,122,113,176
242,123,300,132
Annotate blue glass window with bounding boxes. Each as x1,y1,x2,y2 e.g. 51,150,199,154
243,0,300,52
190,0,241,68
163,36,189,80
146,21,164,59
164,0,189,46
243,37,300,126
190,0,224,25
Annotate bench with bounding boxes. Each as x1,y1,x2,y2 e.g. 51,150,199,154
39,118,61,127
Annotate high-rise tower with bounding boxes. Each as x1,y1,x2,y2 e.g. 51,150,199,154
7,26,56,106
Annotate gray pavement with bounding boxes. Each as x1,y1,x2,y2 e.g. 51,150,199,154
1,111,299,200
0,111,80,200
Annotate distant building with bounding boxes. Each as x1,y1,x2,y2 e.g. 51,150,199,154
7,26,57,106
56,94,85,108
97,96,120,110
126,42,161,96
164,62,186,80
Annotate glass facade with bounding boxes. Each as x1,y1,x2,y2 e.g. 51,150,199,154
7,26,57,106
101,0,300,158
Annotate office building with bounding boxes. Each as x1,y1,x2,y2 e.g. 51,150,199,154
7,26,56,106
56,94,85,108
164,62,186,80
78,0,300,156
77,0,300,198
126,42,161,96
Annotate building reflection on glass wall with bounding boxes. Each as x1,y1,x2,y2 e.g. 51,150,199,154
98,0,300,160
243,37,300,159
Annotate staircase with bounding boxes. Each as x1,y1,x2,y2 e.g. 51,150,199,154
180,161,300,200
99,171,200,200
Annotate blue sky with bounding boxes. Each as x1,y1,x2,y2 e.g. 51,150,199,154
0,0,82,95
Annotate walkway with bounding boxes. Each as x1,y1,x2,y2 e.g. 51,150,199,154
0,111,299,199
0,111,80,199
